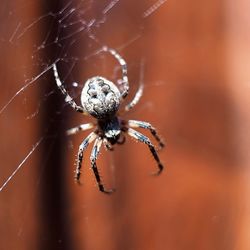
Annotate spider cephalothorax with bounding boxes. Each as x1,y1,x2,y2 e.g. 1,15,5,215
53,46,164,194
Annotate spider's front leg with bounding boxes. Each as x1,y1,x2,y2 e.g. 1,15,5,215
127,128,164,175
90,137,115,194
128,120,165,149
75,132,97,183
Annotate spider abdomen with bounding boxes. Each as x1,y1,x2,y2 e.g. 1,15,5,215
81,76,121,119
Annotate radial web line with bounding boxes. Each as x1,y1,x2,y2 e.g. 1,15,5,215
0,136,44,192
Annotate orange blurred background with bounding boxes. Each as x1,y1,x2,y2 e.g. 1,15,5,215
0,1,250,249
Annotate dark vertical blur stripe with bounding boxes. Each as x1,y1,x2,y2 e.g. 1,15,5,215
38,1,74,249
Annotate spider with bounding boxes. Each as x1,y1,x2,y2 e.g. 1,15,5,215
52,46,165,194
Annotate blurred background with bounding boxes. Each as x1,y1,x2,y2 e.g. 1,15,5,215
0,0,250,249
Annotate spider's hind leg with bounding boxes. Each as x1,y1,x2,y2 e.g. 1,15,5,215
67,123,94,136
102,46,129,99
127,128,164,175
125,83,144,112
53,63,85,114
125,59,145,112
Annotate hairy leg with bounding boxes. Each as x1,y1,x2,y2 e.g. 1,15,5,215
125,59,145,111
53,63,85,113
102,46,129,99
127,128,164,175
75,132,97,183
90,137,115,194
128,120,164,149
66,123,94,136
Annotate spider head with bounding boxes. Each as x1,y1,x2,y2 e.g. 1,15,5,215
81,76,121,119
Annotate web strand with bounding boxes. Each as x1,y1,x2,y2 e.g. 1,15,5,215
0,137,44,192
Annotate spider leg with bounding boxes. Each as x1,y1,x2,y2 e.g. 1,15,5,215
75,132,97,183
53,63,85,114
128,120,165,149
103,138,114,151
127,128,164,175
125,82,144,112
102,46,129,99
125,59,145,111
66,123,94,136
90,137,115,194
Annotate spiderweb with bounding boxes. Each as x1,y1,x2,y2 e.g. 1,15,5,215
0,0,167,248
